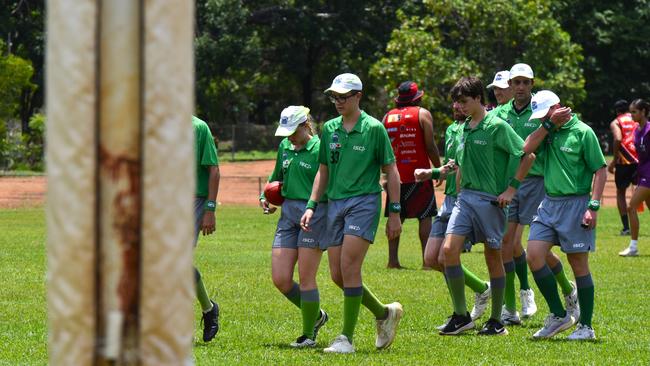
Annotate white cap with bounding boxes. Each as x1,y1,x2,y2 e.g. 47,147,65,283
530,90,560,120
324,73,363,94
275,106,310,136
487,71,510,89
509,63,534,79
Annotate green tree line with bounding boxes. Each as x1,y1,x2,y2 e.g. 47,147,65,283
1,0,648,169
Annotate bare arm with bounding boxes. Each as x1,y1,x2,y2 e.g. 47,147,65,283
420,108,442,168
583,166,608,229
202,165,220,236
300,164,329,231
608,119,622,173
382,162,402,240
524,127,550,155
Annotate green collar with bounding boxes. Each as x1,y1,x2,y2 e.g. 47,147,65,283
335,111,368,134
510,98,532,116
464,113,491,132
287,135,319,151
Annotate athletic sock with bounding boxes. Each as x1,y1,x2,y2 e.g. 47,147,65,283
550,261,573,295
629,239,638,251
532,265,566,317
362,284,388,319
576,274,594,327
514,251,531,290
445,265,467,315
504,261,517,311
283,282,302,308
300,289,320,339
462,265,488,294
342,287,363,342
194,267,213,312
490,277,506,321
621,214,629,231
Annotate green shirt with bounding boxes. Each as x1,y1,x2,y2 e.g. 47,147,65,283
539,115,606,197
494,98,545,177
319,111,396,200
457,113,524,196
193,116,219,197
443,120,464,197
267,136,326,202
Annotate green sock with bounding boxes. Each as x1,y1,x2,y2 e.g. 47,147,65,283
514,252,530,290
490,277,505,321
576,274,594,327
283,282,301,308
462,265,488,294
300,289,320,338
194,267,213,312
445,265,467,315
342,287,363,342
362,284,387,319
504,261,517,311
532,265,566,317
550,261,573,295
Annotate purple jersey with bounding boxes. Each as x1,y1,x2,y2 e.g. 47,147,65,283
634,122,650,181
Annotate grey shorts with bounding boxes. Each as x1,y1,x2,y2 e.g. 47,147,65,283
273,199,328,250
446,189,506,249
194,197,206,247
327,193,381,246
528,195,595,253
430,195,456,238
508,176,545,225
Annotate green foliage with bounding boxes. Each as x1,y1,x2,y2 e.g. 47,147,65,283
0,113,45,171
1,205,650,364
0,40,35,120
370,0,585,129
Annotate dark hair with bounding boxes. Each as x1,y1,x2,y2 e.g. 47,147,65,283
450,76,485,104
614,99,629,114
631,99,650,118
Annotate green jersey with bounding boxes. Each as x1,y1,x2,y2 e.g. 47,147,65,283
193,116,219,197
443,120,464,197
539,115,606,197
319,111,396,200
495,98,545,177
457,113,524,196
267,136,326,202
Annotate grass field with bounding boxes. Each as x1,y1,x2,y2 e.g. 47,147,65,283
1,205,649,365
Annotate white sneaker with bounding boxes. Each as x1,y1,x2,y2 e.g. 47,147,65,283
533,313,574,339
375,302,403,349
323,335,354,354
565,281,580,324
567,323,596,340
619,247,639,257
290,335,316,348
520,289,537,318
470,283,491,320
501,306,521,325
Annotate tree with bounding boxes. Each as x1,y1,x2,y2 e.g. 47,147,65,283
370,0,585,129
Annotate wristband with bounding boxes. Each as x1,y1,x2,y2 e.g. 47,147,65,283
388,202,401,213
204,200,216,212
306,199,318,210
587,199,600,211
509,178,521,189
542,119,555,132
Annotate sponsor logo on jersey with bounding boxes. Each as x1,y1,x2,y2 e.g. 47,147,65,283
387,114,401,123
400,158,416,164
302,238,315,243
572,242,585,248
401,149,417,155
473,139,488,145
299,161,312,169
329,143,341,150
405,114,413,118
353,145,366,152
282,159,291,169
400,133,416,138
400,141,416,147
524,122,537,128
386,127,398,133
348,225,361,231
560,146,574,153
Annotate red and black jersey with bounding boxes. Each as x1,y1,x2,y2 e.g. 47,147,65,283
616,113,639,165
384,106,431,183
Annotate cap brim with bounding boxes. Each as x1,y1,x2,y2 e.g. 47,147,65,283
509,73,533,80
275,125,297,137
394,90,424,104
529,108,550,120
324,85,353,95
487,82,509,89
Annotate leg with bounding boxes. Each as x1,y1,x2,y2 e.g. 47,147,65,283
623,185,650,255
566,253,592,326
340,235,370,341
546,251,574,295
196,266,219,342
501,222,517,312
527,240,565,317
617,187,629,232
419,217,433,268
484,246,505,322
443,234,468,315
387,218,406,268
272,248,300,307
298,247,324,340
424,236,445,272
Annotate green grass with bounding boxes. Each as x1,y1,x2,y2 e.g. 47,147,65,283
1,206,649,365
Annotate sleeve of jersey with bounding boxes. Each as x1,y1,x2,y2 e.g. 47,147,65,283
268,143,284,182
200,124,219,166
498,121,524,157
582,129,607,172
319,127,329,165
376,124,396,165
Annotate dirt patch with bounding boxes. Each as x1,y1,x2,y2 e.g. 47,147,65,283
0,162,630,209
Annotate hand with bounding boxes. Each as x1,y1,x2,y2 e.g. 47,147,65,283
434,179,444,187
607,160,615,174
260,199,277,214
439,161,458,179
582,209,597,230
201,211,216,236
414,168,433,182
496,187,516,208
550,106,572,128
385,214,402,240
300,209,314,232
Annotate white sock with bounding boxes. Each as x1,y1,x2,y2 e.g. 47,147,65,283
629,240,638,250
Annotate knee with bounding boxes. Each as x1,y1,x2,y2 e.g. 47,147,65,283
527,248,545,269
272,273,292,292
424,254,442,271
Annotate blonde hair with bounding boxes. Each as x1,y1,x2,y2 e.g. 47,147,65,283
299,114,316,135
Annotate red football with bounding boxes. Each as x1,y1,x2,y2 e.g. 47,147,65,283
264,181,284,206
